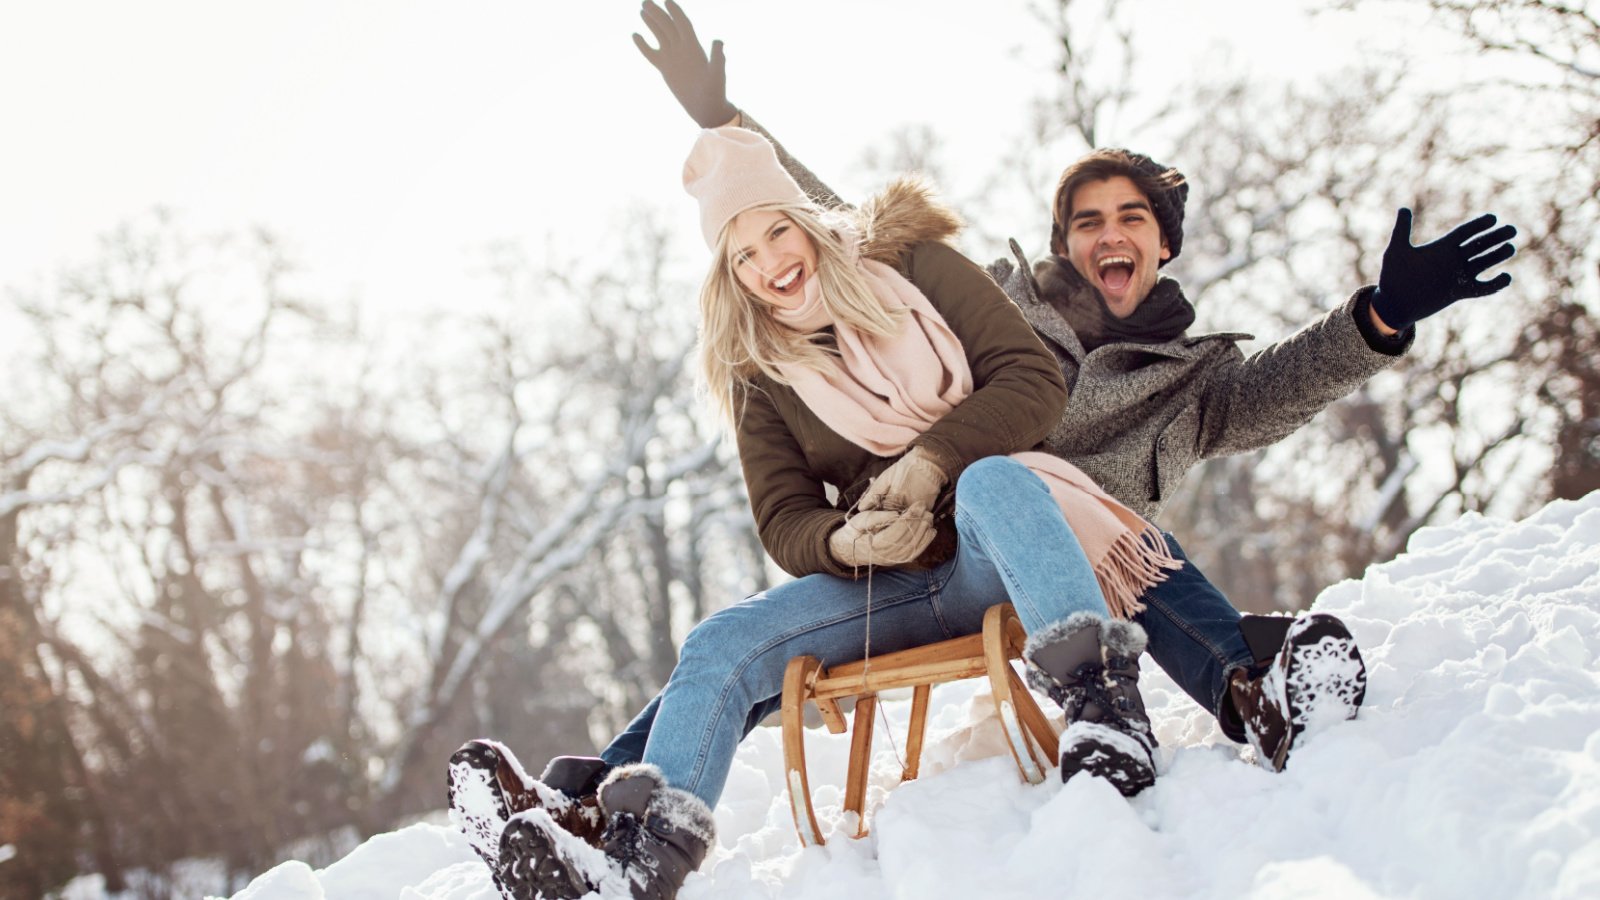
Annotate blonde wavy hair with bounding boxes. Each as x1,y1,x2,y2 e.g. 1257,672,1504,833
699,201,907,422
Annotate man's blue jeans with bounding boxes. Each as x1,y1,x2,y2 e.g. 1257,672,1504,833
605,456,1114,807
1132,534,1257,729
603,527,1257,778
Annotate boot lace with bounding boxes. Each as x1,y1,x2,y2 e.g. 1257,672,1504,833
603,809,676,882
601,811,652,871
1050,659,1145,727
1048,662,1111,721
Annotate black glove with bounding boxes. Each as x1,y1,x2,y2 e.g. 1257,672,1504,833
632,0,737,129
1370,208,1517,331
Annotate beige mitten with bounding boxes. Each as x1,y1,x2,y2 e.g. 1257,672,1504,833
828,506,937,568
858,447,948,514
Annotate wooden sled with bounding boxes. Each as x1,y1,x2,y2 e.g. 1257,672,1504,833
779,603,1059,846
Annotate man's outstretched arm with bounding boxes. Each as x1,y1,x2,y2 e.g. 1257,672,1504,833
1194,208,1518,459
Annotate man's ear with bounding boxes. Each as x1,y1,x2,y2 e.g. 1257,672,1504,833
1159,237,1171,262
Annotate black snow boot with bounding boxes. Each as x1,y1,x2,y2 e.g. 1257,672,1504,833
1025,612,1157,797
1225,612,1367,771
446,739,611,882
496,763,715,900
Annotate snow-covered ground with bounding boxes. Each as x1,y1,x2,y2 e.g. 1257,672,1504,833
233,492,1600,900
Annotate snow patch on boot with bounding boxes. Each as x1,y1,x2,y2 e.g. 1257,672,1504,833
1099,618,1149,659
1059,720,1157,796
482,738,537,792
446,766,506,869
1061,720,1156,762
1284,619,1366,734
1023,611,1104,695
446,741,514,871
528,779,578,818
497,808,629,900
599,763,718,847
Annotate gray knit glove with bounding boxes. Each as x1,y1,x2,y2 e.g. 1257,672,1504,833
632,0,738,128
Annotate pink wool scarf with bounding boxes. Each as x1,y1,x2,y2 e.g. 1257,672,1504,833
770,239,1177,619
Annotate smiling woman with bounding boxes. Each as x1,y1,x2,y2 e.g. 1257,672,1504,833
728,209,816,305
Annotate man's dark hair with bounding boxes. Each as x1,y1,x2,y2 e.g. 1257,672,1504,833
1049,148,1189,266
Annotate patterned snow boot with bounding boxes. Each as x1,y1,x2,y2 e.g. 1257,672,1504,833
1226,612,1367,771
1026,612,1157,797
496,763,714,900
446,739,610,882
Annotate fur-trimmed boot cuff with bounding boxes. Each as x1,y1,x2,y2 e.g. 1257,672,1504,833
1024,611,1105,696
1024,614,1157,797
598,763,717,849
1099,617,1149,661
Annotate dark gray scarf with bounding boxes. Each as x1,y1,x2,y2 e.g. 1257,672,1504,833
1034,255,1195,352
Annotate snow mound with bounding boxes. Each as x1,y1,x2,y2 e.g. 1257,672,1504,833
233,493,1600,900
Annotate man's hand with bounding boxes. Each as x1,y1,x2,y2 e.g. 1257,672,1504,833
828,507,937,569
1370,208,1517,332
632,0,738,129
858,447,948,515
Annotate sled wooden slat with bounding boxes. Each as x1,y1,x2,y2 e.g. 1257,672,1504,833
779,603,1060,847
810,654,991,700
822,633,989,679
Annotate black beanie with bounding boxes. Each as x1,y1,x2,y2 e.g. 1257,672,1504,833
1108,148,1188,266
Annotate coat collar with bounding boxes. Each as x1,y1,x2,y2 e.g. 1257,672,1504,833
856,177,963,266
1004,239,1253,364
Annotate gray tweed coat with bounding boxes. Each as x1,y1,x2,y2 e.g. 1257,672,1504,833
985,244,1408,520
742,112,1412,522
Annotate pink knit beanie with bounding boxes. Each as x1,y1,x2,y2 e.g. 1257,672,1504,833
683,126,809,249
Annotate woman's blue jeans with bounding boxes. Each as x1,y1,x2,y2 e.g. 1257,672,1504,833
610,456,1111,808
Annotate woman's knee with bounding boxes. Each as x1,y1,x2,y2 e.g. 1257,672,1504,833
675,603,787,689
675,606,748,677
955,455,1039,510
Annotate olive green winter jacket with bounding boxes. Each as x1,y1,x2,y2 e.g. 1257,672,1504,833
732,180,1068,578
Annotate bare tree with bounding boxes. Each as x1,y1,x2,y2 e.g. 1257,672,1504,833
0,208,771,892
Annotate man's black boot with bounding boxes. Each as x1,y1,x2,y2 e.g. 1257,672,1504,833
1225,612,1367,771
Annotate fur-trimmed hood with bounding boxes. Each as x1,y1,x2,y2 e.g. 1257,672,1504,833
854,177,964,269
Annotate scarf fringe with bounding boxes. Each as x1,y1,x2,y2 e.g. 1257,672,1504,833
1091,525,1183,620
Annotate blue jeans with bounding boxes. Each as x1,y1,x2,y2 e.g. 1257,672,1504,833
602,530,1258,772
1133,534,1255,728
608,456,1110,807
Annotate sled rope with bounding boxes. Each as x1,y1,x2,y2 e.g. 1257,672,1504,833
850,529,905,773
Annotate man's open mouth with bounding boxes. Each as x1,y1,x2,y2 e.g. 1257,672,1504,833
1097,255,1135,293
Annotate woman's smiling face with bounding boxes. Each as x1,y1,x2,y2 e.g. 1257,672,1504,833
728,208,820,310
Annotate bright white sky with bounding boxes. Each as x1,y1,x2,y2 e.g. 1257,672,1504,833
0,0,1404,331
